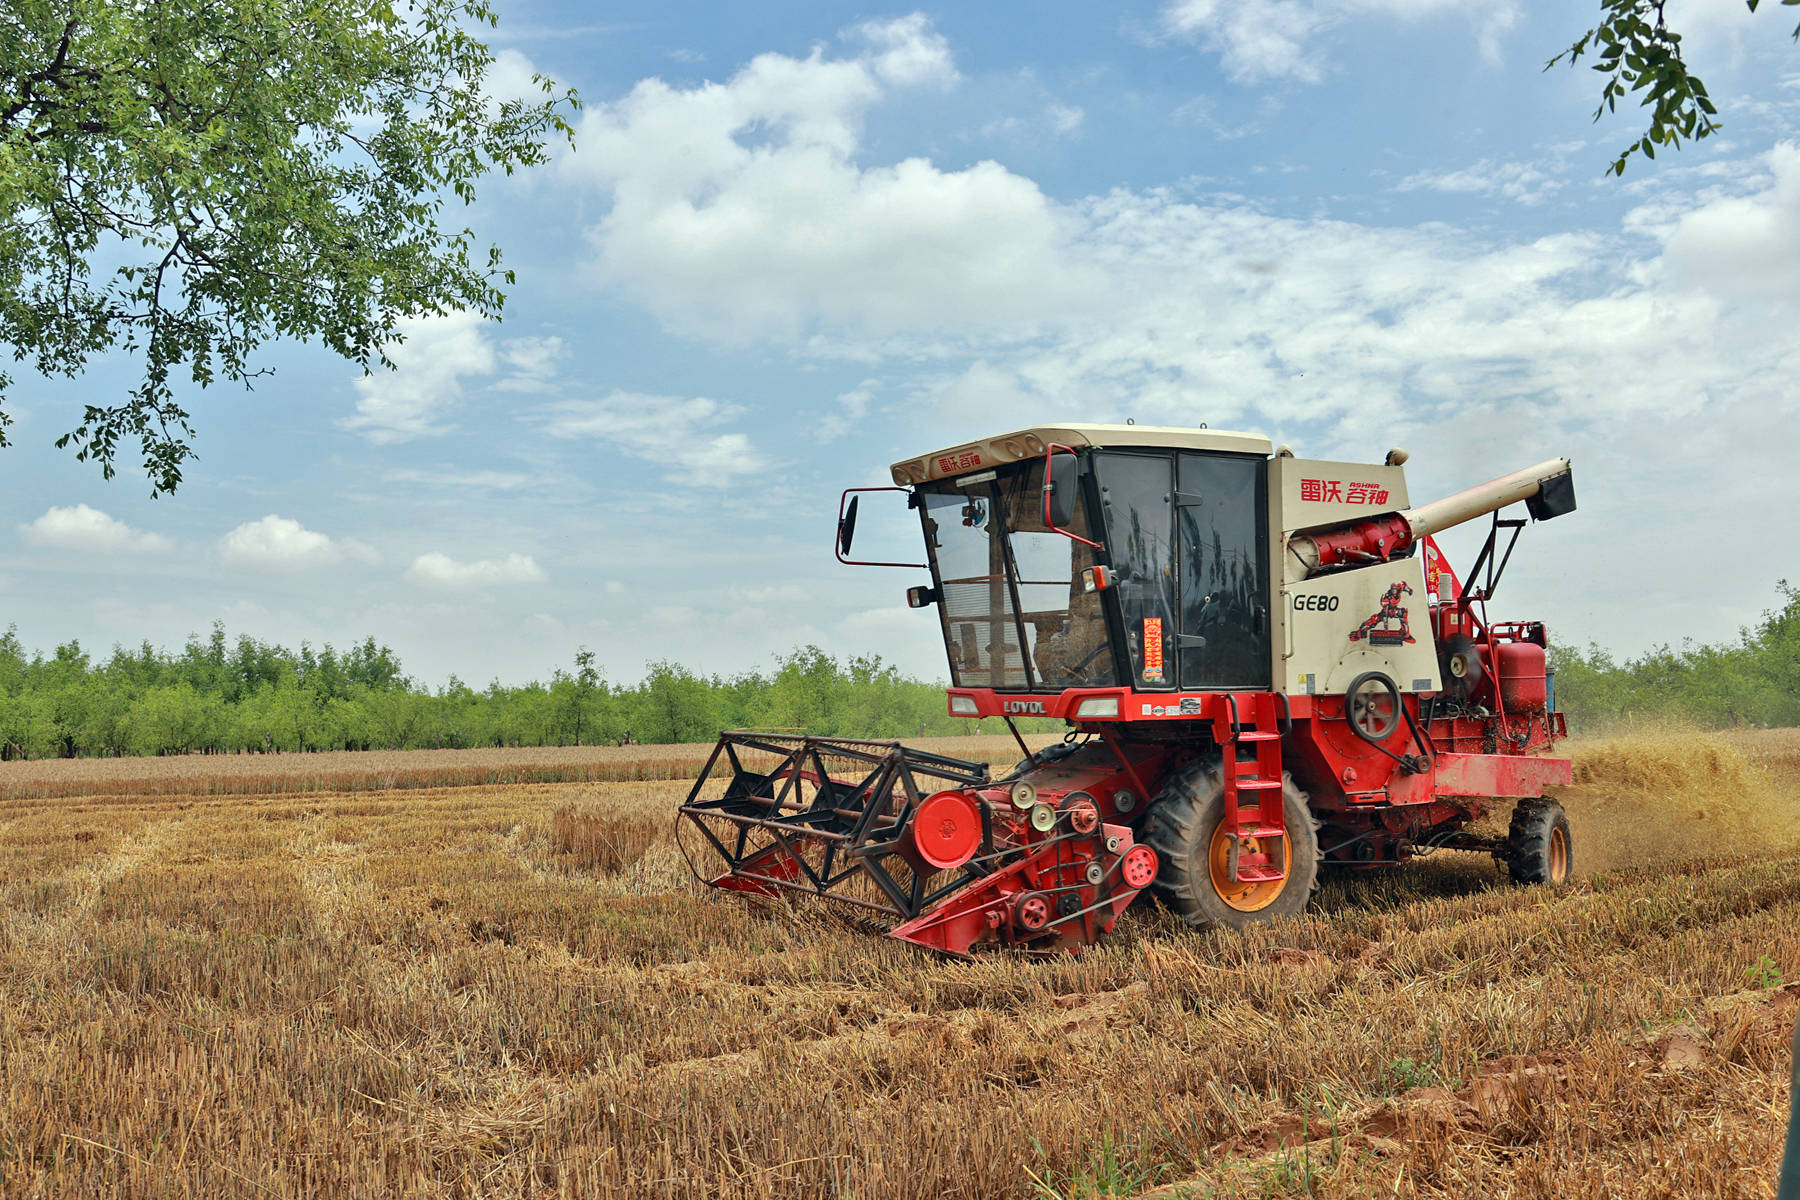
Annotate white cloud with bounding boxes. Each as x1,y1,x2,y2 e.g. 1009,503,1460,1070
1397,158,1564,206
541,392,765,485
495,336,569,394
407,552,547,589
341,312,497,443
19,505,171,554
341,316,574,439
485,47,551,108
820,384,876,442
567,15,1098,342
220,516,376,569
565,20,1800,457
383,467,540,492
1048,104,1085,135
1657,141,1800,306
1159,0,1519,84
846,13,958,88
1161,0,1330,84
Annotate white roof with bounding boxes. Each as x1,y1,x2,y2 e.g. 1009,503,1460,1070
892,423,1271,485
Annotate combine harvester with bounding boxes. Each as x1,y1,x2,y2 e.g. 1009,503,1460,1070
678,425,1578,955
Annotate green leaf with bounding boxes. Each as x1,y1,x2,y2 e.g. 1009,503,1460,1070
0,0,580,494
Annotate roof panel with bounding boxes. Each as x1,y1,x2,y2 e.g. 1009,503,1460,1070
891,423,1272,484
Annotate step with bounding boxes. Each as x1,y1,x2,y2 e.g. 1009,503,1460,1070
1231,778,1281,791
1234,824,1286,839
1234,865,1286,884
1233,731,1280,742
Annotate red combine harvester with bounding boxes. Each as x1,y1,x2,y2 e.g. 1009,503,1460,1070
678,425,1578,955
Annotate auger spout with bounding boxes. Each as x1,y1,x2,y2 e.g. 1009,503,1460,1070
1288,457,1574,577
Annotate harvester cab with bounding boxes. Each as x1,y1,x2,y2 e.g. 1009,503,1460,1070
679,424,1578,956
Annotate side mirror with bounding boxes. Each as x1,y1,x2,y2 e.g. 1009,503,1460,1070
1041,444,1103,550
1045,452,1078,529
834,487,927,568
838,494,860,556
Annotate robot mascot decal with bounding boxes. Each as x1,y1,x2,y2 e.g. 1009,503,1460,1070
1348,580,1416,647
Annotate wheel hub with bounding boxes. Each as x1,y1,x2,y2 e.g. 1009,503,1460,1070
1206,827,1292,912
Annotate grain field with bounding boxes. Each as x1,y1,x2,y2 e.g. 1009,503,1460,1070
0,728,1794,1198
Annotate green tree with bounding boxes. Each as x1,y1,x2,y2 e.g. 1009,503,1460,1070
361,687,423,749
1550,0,1800,175
550,648,613,745
0,0,577,491
628,661,720,746
0,690,54,759
0,625,25,691
231,679,313,751
127,682,220,755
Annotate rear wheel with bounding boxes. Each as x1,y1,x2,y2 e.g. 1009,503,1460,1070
1504,798,1572,885
1144,760,1319,928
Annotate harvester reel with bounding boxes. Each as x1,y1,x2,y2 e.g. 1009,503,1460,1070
680,732,1159,956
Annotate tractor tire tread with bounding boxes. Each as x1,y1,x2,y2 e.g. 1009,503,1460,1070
1504,797,1571,886
1144,758,1320,930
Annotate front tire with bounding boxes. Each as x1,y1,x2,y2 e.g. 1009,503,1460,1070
1144,759,1319,928
1504,798,1572,885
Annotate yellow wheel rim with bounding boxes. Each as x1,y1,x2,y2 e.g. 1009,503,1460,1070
1549,826,1569,884
1207,823,1293,912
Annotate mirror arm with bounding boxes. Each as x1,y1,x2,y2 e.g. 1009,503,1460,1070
836,487,929,568
1042,442,1105,550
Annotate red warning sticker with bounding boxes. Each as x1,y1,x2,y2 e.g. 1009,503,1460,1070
1142,617,1165,683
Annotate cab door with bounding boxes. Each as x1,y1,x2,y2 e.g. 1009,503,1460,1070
1175,452,1271,689
1093,452,1177,690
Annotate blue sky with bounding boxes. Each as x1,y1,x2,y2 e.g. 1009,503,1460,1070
4,0,1799,687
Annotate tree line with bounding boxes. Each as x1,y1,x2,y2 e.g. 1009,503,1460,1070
1549,582,1800,730
0,627,1048,760
1,583,1794,759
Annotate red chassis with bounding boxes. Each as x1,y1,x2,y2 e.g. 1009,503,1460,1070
947,681,1570,865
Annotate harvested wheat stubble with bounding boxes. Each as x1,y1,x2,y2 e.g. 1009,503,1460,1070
549,792,667,874
0,728,1793,1200
0,732,1056,801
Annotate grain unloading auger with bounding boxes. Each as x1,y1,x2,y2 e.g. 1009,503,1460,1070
679,426,1579,956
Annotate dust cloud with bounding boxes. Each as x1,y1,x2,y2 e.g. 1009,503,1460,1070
1558,725,1800,875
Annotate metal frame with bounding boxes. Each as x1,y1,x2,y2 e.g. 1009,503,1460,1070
835,487,928,568
1041,442,1104,550
678,733,999,926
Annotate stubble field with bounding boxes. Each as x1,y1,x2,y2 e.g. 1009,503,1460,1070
1,728,1797,1199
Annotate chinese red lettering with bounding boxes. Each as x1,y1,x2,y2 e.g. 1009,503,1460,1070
937,451,984,474
1301,478,1391,506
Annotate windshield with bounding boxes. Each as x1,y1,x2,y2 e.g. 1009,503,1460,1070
919,460,1117,692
